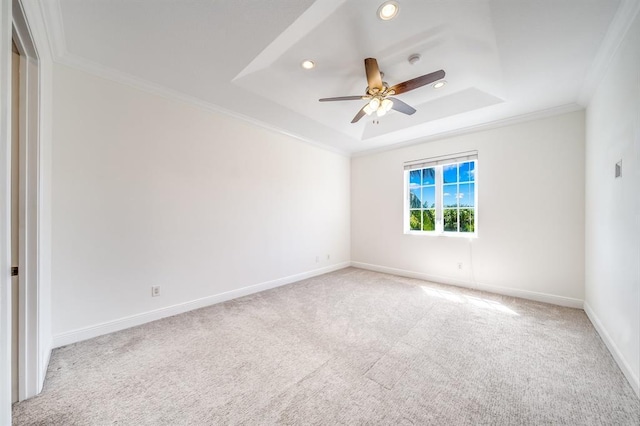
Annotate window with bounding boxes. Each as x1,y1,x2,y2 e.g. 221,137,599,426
405,152,477,235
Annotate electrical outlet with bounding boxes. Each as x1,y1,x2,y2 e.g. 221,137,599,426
457,262,463,270
151,285,161,297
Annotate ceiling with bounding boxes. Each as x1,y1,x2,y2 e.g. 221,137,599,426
40,0,626,154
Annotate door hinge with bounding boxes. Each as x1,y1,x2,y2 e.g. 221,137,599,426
11,266,18,276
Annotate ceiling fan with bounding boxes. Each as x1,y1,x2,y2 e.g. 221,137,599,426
319,58,445,123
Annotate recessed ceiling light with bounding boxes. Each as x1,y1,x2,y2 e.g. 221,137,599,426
433,81,447,89
301,60,315,70
378,1,399,20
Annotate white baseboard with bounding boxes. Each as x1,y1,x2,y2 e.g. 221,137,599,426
52,262,350,348
350,261,584,309
38,346,51,395
584,301,640,398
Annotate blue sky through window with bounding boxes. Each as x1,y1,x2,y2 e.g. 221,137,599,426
410,162,474,206
460,161,475,182
443,164,457,183
422,168,435,185
459,183,475,207
443,184,457,207
422,186,435,208
409,170,421,187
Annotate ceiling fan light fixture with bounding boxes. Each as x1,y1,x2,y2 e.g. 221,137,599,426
301,60,315,70
377,1,399,20
381,98,393,112
376,107,388,117
369,97,381,110
363,104,375,115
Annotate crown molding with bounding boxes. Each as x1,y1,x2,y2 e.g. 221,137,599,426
351,103,584,158
577,0,640,106
37,0,66,59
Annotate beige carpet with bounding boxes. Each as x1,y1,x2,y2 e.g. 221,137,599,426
12,268,639,425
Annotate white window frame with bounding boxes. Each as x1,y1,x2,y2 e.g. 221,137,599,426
403,152,478,237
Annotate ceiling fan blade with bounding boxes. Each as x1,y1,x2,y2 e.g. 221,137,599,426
390,70,445,95
319,96,365,102
351,105,368,123
388,97,416,115
364,58,383,90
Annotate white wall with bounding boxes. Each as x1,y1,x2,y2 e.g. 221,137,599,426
585,11,639,396
51,64,350,343
352,111,585,307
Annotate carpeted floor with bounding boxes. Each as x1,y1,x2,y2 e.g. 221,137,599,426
12,268,640,425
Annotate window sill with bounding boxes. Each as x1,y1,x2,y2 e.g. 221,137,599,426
405,231,478,239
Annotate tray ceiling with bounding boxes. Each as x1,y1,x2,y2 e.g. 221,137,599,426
41,0,624,154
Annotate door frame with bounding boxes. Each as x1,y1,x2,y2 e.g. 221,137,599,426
0,0,15,421
13,0,43,402
1,0,44,421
